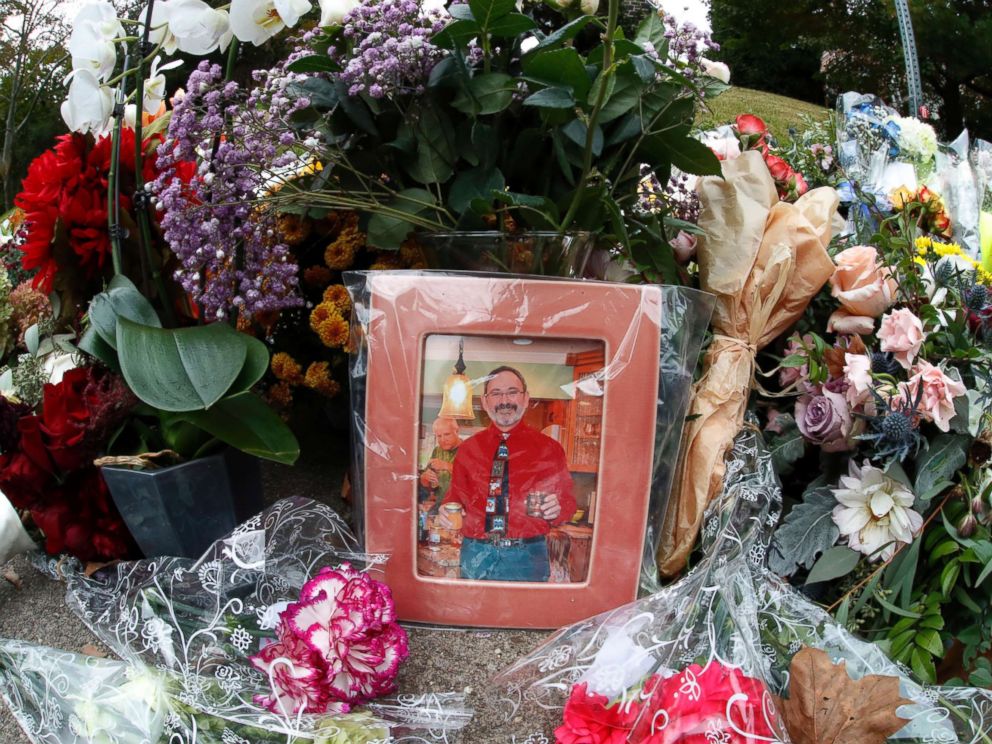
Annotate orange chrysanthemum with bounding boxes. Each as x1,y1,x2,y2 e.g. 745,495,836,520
276,213,312,247
304,265,333,287
324,220,364,270
271,352,304,384
304,361,341,398
322,284,352,315
267,381,294,408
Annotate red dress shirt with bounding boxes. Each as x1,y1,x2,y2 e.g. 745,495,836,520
442,422,577,539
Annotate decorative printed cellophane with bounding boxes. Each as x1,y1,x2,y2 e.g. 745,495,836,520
0,497,472,743
490,425,992,743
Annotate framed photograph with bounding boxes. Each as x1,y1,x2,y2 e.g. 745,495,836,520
354,272,662,628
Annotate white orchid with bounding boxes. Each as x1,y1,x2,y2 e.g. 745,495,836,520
143,56,182,114
317,0,359,26
142,1,178,54
700,58,731,84
229,0,312,46
170,1,234,54
832,460,923,562
61,69,114,135
68,2,124,82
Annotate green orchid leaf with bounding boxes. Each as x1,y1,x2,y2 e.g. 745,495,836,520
176,392,300,465
285,55,338,73
89,274,161,350
525,14,595,57
432,19,481,49
116,318,248,412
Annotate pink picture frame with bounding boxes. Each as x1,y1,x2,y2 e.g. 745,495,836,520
357,272,662,628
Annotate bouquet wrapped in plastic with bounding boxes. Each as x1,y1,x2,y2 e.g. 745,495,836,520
1,497,471,743
491,426,992,743
972,138,992,271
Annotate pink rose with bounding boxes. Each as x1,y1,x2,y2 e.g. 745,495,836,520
827,246,897,333
764,154,792,182
796,386,854,452
735,113,767,137
843,353,873,406
778,334,811,389
878,308,925,369
671,230,698,263
903,361,967,432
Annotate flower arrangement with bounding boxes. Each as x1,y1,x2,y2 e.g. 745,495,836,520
764,174,992,684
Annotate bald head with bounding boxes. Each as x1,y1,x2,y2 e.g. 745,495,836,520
433,417,460,451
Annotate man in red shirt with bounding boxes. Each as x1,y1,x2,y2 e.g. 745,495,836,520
439,366,576,581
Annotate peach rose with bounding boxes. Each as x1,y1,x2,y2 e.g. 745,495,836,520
671,230,698,263
903,361,967,432
843,353,873,406
878,308,925,369
827,246,897,334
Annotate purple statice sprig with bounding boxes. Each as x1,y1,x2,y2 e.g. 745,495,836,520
332,0,447,99
662,13,720,86
151,61,309,321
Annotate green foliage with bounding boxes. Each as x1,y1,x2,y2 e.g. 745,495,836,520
283,3,720,277
768,484,840,577
79,277,299,465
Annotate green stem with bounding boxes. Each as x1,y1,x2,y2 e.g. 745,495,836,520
108,97,125,276
558,0,619,233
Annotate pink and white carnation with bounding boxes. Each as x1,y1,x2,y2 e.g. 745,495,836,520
878,308,925,369
902,361,967,432
250,564,409,715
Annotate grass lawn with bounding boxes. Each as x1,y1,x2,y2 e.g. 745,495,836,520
695,86,832,142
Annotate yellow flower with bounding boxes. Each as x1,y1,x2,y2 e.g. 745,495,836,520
310,302,350,348
913,256,927,268
369,253,405,271
979,268,992,286
324,213,365,270
304,361,341,398
271,352,304,384
322,284,352,315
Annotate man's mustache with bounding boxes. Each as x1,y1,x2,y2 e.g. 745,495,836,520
495,403,518,414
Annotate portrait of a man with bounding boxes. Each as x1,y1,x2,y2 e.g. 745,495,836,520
438,366,577,582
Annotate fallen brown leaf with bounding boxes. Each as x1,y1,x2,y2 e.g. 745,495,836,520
823,335,867,379
83,560,121,577
80,643,107,658
2,567,22,589
778,647,909,744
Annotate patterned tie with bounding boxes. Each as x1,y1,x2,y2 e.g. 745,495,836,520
485,433,510,539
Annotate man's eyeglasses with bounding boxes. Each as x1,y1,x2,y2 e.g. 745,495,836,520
485,388,524,400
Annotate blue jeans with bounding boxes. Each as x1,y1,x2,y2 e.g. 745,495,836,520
460,537,550,582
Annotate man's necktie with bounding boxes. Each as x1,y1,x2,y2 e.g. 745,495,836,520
485,433,510,538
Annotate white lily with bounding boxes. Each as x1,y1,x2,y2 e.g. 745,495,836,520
61,69,114,134
229,0,312,46
68,2,124,82
167,0,234,54
317,0,359,26
143,56,182,114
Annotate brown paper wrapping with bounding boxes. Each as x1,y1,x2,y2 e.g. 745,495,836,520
658,151,838,577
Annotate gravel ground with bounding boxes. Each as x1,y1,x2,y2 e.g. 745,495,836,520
0,417,558,743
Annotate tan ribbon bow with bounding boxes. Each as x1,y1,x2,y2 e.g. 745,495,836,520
658,151,838,577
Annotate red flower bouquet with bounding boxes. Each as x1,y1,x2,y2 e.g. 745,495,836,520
0,366,136,562
556,661,777,744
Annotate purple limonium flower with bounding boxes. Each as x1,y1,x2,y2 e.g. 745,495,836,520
151,61,309,321
333,0,447,98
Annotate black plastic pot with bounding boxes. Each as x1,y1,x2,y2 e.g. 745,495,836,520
101,449,264,559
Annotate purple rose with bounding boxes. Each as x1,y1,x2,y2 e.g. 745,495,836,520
795,387,854,452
